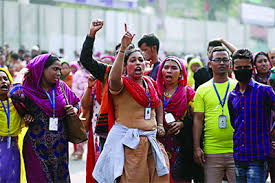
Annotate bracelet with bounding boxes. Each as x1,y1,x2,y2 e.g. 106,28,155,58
119,50,125,53
158,124,163,127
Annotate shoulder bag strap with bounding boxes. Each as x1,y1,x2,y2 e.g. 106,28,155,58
60,83,69,105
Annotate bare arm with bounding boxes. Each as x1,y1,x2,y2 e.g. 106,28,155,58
81,87,93,110
193,112,205,166
156,100,165,137
227,95,235,129
81,75,96,109
156,100,163,126
80,107,92,132
80,75,97,131
108,48,125,91
109,24,134,91
220,39,237,53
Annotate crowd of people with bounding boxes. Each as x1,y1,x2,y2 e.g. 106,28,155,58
0,18,275,183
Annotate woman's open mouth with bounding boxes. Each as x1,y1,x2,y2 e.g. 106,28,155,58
135,67,142,74
0,84,8,91
165,75,172,81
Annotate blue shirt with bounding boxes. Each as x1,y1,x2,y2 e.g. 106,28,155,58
148,61,160,81
228,79,275,161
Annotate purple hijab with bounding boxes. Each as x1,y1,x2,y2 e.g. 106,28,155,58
22,54,79,120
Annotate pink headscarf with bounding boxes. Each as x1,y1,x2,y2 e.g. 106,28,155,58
22,54,79,120
98,55,115,63
156,56,195,121
70,61,79,69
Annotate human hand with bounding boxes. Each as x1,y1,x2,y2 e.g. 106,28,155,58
194,147,205,167
13,68,30,83
23,114,35,124
167,121,184,135
88,74,97,88
211,37,223,42
144,60,153,75
157,126,166,137
64,105,78,116
89,19,104,37
18,68,30,78
120,24,135,51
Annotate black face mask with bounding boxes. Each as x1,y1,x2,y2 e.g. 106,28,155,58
234,68,253,83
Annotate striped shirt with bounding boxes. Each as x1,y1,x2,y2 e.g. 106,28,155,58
228,79,275,161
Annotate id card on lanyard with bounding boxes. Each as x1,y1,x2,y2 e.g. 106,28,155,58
1,99,11,149
212,80,230,129
163,87,178,123
143,79,151,120
44,87,58,131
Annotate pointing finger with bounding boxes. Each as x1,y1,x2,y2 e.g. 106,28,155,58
124,23,128,32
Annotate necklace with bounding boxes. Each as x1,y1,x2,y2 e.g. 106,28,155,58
164,92,172,97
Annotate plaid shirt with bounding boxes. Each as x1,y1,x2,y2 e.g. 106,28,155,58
228,79,275,161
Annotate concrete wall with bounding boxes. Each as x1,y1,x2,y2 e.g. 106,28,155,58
1,1,274,60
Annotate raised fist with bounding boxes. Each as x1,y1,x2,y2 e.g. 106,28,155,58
89,19,104,37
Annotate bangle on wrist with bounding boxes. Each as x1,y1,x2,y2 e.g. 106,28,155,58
119,50,125,53
158,124,163,127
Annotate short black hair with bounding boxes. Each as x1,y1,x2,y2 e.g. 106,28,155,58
207,40,222,52
209,46,229,60
138,33,160,53
186,55,194,64
41,50,49,54
44,55,60,69
11,53,19,60
61,61,70,68
18,49,25,54
232,49,253,66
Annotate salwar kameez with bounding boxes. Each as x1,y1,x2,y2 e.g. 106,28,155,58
0,136,20,182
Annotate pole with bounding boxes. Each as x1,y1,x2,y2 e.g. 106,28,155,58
37,5,40,46
18,3,22,48
1,0,4,46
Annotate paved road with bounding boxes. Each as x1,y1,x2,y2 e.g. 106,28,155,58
68,142,272,183
69,143,87,183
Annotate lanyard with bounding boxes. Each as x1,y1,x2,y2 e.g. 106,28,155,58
1,99,10,135
44,87,56,117
143,79,151,107
212,80,230,114
146,91,151,107
163,86,178,109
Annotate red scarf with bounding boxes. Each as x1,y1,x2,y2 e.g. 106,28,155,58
86,66,111,183
95,66,114,133
95,80,102,104
122,76,160,108
96,75,161,133
86,123,96,183
106,76,160,131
